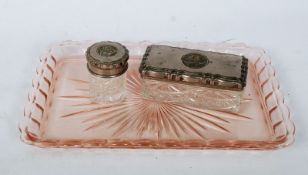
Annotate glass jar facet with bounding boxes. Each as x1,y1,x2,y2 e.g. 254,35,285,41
88,72,126,103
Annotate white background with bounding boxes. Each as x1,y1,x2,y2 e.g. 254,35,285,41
0,0,308,174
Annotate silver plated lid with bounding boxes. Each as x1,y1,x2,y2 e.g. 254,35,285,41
139,45,248,91
86,41,129,77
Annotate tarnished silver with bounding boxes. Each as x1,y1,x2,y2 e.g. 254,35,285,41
139,45,248,91
86,41,129,77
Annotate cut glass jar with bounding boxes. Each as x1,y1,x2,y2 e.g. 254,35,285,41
86,41,129,103
139,45,248,112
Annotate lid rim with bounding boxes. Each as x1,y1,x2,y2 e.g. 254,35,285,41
87,63,128,78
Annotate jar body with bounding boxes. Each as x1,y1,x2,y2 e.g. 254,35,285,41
142,79,242,112
88,72,126,104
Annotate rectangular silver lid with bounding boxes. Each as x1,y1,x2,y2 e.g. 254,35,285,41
139,45,248,91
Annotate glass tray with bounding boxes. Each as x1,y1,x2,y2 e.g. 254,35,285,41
19,41,295,149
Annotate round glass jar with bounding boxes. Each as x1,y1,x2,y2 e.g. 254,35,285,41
86,41,129,104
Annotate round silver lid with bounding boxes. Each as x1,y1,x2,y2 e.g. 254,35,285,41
86,41,129,77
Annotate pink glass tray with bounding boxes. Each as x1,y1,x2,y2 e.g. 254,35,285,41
19,41,295,149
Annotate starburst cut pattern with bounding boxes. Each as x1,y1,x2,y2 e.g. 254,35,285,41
60,69,252,140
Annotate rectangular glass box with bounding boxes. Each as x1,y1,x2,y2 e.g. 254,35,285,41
139,45,248,112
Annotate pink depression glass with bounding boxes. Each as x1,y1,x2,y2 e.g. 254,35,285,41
19,41,295,149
